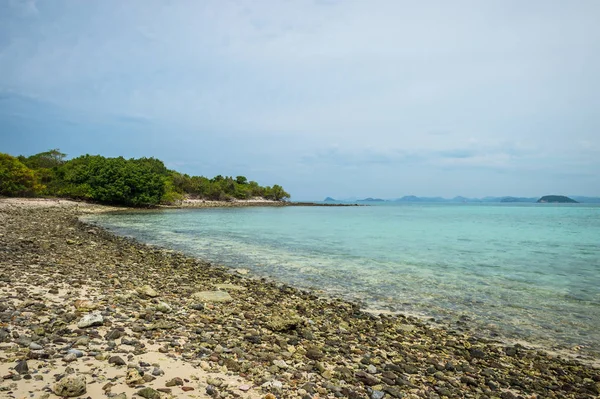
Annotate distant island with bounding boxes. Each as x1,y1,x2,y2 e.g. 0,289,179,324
537,195,578,203
324,195,596,203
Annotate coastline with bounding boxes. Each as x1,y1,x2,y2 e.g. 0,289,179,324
0,198,599,399
163,199,361,208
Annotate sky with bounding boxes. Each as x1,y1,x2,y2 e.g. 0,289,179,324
1,0,599,200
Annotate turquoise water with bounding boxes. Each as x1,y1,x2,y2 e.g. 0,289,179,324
86,203,600,359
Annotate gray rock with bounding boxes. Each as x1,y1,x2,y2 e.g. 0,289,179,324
108,356,126,366
191,291,233,303
67,349,84,358
29,342,43,350
63,353,77,362
15,360,28,374
77,312,104,328
53,374,86,397
105,328,123,340
371,390,385,399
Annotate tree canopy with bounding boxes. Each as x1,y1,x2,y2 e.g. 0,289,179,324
0,150,290,206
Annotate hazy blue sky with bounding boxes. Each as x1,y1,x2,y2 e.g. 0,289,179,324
2,0,599,199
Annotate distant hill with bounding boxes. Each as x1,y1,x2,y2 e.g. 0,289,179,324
324,195,597,203
537,195,578,203
571,196,600,203
500,197,537,203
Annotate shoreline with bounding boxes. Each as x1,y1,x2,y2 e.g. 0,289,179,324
1,198,599,399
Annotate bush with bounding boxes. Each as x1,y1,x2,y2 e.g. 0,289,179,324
0,153,43,196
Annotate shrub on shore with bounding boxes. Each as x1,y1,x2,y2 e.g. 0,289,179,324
0,153,44,196
1,150,290,206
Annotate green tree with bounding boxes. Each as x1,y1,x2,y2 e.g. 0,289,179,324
0,153,43,196
264,184,290,201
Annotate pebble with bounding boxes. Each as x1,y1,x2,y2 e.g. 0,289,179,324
77,312,104,328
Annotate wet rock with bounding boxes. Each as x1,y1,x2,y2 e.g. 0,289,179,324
77,312,104,328
53,374,86,397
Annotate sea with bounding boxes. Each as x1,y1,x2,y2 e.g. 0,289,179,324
84,202,600,361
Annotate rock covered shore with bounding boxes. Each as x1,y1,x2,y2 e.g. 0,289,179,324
0,199,598,399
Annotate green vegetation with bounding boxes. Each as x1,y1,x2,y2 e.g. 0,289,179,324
537,195,578,203
1,150,290,206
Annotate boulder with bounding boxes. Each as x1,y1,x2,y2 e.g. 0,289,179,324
53,374,86,397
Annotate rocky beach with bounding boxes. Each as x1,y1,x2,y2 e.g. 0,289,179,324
0,199,599,399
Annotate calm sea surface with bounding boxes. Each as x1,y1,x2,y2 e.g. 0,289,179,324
85,203,600,359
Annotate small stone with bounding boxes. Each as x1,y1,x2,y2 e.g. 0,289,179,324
77,312,104,328
305,347,324,360
105,329,123,340
191,291,233,303
29,342,43,350
112,394,127,399
108,356,126,366
53,374,86,397
67,349,84,358
206,385,218,396
155,302,172,313
181,386,194,392
190,303,205,311
15,360,28,375
63,353,77,362
273,359,288,369
151,367,164,376
126,369,144,387
239,384,252,392
137,387,161,399
371,390,385,399
137,285,159,298
165,377,183,387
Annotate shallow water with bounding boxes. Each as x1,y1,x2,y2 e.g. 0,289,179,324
86,203,600,359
